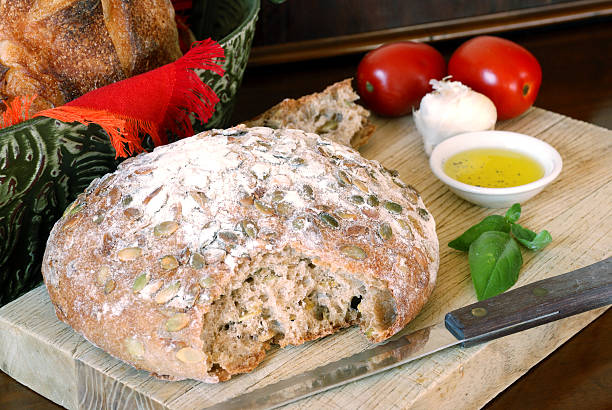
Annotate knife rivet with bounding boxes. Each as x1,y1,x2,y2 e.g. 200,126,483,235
471,307,487,317
532,287,548,297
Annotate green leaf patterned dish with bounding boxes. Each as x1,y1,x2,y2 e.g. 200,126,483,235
0,0,260,305
195,0,260,130
0,118,118,304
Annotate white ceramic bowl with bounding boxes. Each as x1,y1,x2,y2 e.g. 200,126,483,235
429,130,563,208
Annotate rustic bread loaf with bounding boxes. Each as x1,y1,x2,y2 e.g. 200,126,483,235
0,0,182,114
42,125,438,383
244,79,376,148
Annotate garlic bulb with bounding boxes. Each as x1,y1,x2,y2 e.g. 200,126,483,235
414,78,497,156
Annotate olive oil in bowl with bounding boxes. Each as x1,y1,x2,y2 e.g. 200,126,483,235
430,130,562,207
443,148,545,188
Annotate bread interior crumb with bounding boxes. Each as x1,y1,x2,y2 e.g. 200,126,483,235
200,246,396,378
255,81,370,147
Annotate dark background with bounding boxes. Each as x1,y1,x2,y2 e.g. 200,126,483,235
253,0,583,45
247,0,612,65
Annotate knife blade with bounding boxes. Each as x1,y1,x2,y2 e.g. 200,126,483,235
207,257,612,409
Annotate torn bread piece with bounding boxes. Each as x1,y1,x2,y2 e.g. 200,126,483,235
244,79,376,148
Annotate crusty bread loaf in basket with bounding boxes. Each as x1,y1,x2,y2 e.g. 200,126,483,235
0,0,182,114
42,125,438,382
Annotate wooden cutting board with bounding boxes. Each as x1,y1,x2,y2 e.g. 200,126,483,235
1,107,610,409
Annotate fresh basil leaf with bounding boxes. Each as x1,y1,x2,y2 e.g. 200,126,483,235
448,215,510,252
524,230,552,251
510,223,536,241
468,231,523,300
511,224,552,251
505,203,522,224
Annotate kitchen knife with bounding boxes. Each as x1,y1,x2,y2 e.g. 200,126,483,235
208,257,612,410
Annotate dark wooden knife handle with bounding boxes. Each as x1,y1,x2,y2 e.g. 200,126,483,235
445,257,612,347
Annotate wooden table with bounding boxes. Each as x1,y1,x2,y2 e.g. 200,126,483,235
1,16,611,410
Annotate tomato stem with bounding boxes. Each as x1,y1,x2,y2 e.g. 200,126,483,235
366,81,374,93
522,84,530,96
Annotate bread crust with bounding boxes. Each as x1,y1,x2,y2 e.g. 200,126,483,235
42,126,438,382
0,0,181,113
244,79,376,149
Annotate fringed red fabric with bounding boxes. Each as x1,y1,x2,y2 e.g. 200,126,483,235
0,95,36,128
165,39,225,139
35,39,224,158
34,106,144,157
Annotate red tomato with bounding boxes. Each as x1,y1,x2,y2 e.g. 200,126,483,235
356,42,446,117
448,36,542,120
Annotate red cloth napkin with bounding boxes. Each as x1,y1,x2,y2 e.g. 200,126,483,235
7,39,224,158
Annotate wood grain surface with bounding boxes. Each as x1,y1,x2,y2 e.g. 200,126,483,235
1,15,611,410
0,106,610,409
